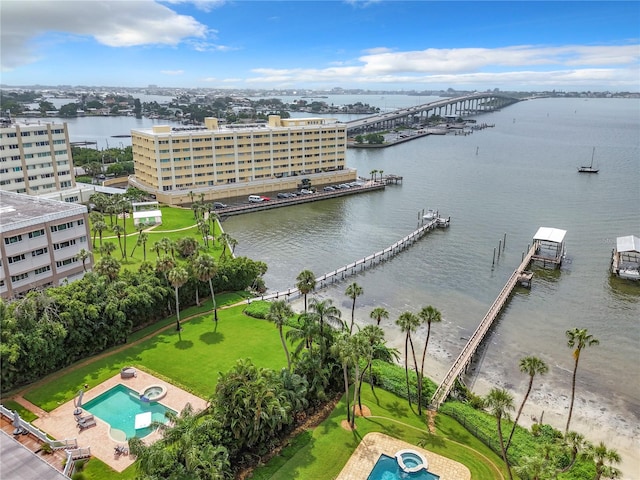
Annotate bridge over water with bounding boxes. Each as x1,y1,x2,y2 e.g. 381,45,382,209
346,93,520,135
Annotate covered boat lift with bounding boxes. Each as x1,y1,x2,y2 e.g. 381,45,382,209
611,235,640,281
532,227,566,268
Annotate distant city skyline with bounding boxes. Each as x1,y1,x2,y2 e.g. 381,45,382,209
2,1,639,92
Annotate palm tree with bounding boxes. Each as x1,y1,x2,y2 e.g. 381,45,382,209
295,270,316,313
94,256,121,281
138,232,149,261
585,441,622,480
565,328,599,434
266,300,294,371
345,282,363,334
93,220,107,248
111,224,124,258
370,169,378,182
286,313,320,357
75,248,92,272
156,255,175,283
168,266,189,331
506,356,548,451
485,387,515,480
378,169,384,182
331,332,357,426
99,241,116,257
309,297,343,334
559,431,588,473
369,306,389,326
218,232,234,258
417,305,441,415
396,311,420,410
193,253,218,322
117,199,131,258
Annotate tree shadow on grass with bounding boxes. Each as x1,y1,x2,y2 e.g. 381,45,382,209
200,331,224,345
174,339,194,350
385,400,409,418
417,431,447,449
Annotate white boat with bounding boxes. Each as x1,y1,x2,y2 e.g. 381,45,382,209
578,147,599,173
611,235,640,281
423,209,438,221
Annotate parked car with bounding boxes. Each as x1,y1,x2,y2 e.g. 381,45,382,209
323,186,335,192
248,195,264,203
300,189,313,195
213,202,227,209
277,193,289,199
260,196,271,201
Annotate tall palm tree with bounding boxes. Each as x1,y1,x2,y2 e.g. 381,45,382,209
370,169,378,182
417,305,441,415
506,356,549,451
266,300,294,371
111,224,125,258
93,220,107,248
100,241,116,257
378,169,384,182
156,255,175,284
117,199,131,259
94,256,121,281
296,270,316,313
331,332,357,425
396,311,420,410
559,431,588,473
565,328,599,434
485,387,515,480
309,297,343,334
345,282,363,334
193,253,218,322
168,266,189,331
75,248,92,272
585,441,622,480
369,306,389,326
286,313,320,357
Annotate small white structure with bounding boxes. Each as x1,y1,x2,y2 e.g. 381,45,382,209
134,412,152,430
532,227,567,268
132,201,162,227
611,235,640,281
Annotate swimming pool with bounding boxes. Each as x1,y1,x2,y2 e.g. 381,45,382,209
82,384,175,439
367,454,440,480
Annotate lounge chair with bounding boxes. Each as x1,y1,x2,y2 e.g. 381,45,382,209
114,445,129,456
77,416,96,430
120,367,136,378
75,414,94,424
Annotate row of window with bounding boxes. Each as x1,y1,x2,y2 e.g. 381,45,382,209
4,220,84,245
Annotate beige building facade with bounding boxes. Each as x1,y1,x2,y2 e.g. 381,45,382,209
129,115,357,205
0,120,75,195
0,191,91,299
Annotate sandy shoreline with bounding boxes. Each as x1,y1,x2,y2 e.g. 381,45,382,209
285,296,639,479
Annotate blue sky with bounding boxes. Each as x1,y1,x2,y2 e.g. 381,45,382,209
1,1,639,91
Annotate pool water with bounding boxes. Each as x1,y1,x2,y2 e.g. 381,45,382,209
400,452,423,469
367,454,440,480
83,384,175,439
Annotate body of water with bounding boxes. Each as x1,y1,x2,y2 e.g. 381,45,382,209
226,96,640,475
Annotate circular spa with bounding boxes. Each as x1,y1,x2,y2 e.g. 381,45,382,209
140,384,167,402
395,449,428,473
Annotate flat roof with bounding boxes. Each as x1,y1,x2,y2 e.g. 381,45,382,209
0,190,87,233
533,227,567,244
0,431,69,480
617,235,640,253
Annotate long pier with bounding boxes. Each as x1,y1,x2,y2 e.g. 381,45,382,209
430,243,537,409
248,214,450,303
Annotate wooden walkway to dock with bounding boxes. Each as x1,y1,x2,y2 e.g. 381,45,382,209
430,243,537,409
248,215,450,304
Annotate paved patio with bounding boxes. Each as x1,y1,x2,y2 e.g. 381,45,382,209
336,432,471,480
32,369,207,472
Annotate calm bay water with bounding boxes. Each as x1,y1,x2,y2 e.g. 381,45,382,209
21,95,639,473
226,96,640,471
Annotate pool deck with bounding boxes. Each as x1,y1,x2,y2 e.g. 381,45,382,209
336,432,471,480
32,369,207,472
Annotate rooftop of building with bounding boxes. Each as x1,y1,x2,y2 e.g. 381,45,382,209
0,119,67,130
0,190,87,233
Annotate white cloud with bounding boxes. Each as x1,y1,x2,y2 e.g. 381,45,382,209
1,0,208,70
246,44,639,89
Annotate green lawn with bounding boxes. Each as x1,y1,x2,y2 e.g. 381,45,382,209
24,300,285,412
91,204,227,271
250,387,508,480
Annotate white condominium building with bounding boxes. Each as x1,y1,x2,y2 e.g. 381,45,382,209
0,120,75,195
0,190,91,299
129,115,356,205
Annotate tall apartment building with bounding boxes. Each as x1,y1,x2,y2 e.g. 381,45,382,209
0,119,75,195
129,115,357,204
0,190,91,299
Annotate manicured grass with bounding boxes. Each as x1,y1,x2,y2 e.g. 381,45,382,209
24,302,287,412
251,387,508,480
91,204,227,271
1,399,38,422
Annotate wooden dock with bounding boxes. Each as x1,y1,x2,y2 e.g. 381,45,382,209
248,214,449,304
429,243,537,409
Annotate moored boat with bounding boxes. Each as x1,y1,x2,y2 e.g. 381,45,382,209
611,235,640,281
